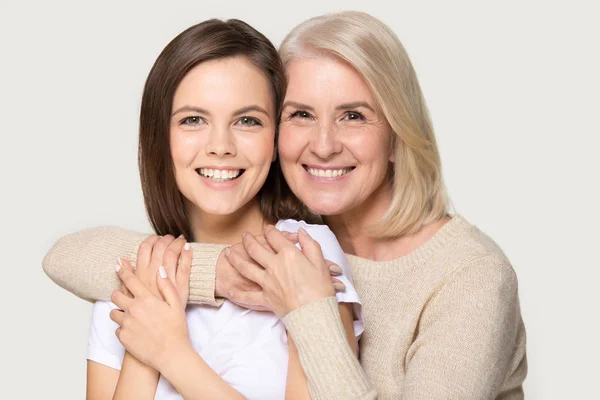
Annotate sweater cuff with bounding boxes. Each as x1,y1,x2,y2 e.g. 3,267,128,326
283,297,375,400
188,243,227,306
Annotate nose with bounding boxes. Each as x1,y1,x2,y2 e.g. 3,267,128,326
309,122,342,159
205,125,236,157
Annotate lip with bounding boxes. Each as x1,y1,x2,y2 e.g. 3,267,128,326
302,164,355,182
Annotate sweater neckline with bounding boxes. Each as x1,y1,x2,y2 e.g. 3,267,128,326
346,214,472,276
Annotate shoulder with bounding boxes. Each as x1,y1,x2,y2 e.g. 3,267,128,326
437,215,519,294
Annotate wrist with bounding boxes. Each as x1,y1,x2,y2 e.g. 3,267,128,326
156,340,195,376
214,251,227,298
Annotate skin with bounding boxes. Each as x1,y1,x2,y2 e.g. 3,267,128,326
226,55,449,317
87,56,357,400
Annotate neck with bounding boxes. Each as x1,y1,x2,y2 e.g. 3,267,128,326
186,198,267,244
325,183,450,262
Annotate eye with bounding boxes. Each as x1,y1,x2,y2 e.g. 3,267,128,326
236,116,262,127
289,110,313,120
179,116,205,126
342,111,366,121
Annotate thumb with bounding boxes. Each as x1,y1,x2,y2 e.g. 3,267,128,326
157,266,182,309
297,228,325,268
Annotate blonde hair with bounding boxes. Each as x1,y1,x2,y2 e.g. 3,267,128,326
279,11,448,237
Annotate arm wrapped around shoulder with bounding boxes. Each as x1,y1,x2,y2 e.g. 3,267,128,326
404,255,527,399
42,226,227,305
42,226,145,302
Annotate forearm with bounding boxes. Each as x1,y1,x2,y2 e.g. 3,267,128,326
159,344,244,400
284,297,376,400
42,226,225,305
113,352,159,399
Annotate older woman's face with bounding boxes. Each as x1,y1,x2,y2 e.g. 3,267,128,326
279,56,394,216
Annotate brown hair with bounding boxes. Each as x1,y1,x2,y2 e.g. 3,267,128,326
139,19,313,240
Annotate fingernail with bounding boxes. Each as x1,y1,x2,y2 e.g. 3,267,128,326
242,232,247,238
159,265,167,279
333,282,346,292
224,247,230,257
115,263,121,273
184,242,190,251
178,234,185,239
117,258,123,268
329,265,343,275
298,227,308,236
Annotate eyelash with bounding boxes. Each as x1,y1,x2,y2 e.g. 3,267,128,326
178,116,263,127
287,110,366,121
179,116,205,126
235,116,263,127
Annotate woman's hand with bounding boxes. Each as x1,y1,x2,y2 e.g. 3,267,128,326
110,257,192,372
224,226,338,318
125,234,191,306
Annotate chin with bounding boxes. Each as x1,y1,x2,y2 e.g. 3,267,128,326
303,196,348,217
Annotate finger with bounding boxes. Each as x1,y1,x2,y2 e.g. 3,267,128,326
264,226,297,253
297,228,326,268
157,266,182,309
111,289,134,310
331,278,346,292
162,236,187,284
243,232,277,268
115,262,150,298
280,231,299,244
254,235,275,254
228,289,268,310
136,235,161,271
109,308,125,326
225,247,266,287
176,242,192,299
117,258,134,296
149,235,176,272
326,260,343,276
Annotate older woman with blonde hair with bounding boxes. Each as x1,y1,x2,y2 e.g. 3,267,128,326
44,11,526,399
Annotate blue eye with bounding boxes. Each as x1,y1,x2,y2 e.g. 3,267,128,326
180,116,204,126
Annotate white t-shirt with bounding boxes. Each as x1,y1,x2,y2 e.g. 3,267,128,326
87,220,364,400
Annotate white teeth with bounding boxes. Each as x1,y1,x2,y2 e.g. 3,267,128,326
307,167,352,178
198,168,241,181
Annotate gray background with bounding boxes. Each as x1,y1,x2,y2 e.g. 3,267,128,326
1,0,598,398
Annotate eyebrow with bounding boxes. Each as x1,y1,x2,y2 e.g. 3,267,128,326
335,102,376,112
171,105,271,117
282,100,375,113
282,101,315,112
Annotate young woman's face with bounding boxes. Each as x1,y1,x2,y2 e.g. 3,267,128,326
170,56,276,216
278,56,394,216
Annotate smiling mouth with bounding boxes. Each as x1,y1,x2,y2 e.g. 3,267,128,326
303,165,355,178
196,168,245,182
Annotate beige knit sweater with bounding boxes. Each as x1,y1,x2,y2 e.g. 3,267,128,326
43,216,526,399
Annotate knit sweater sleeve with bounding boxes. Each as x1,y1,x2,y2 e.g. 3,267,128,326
402,255,525,399
283,298,377,400
42,226,226,306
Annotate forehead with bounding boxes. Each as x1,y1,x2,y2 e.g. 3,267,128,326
284,56,375,104
173,56,274,111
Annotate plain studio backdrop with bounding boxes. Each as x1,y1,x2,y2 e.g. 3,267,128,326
1,0,598,398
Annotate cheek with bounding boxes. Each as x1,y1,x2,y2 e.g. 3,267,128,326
170,132,202,168
278,125,303,165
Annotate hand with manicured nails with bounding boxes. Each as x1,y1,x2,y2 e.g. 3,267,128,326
224,226,341,318
110,241,193,372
